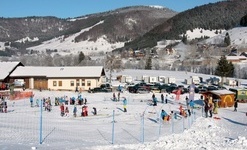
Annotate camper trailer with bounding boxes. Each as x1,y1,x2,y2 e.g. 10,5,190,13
226,79,237,86
142,75,150,83
125,76,133,83
120,75,133,83
185,78,193,85
149,76,157,83
164,77,176,84
158,76,166,82
191,76,200,85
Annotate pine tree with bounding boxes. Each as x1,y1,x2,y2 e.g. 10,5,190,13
215,55,235,84
145,56,152,70
78,51,85,64
224,32,231,46
240,14,247,27
181,34,187,44
228,62,234,77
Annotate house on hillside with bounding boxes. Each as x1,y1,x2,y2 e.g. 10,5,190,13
0,61,24,90
225,56,247,64
9,66,106,91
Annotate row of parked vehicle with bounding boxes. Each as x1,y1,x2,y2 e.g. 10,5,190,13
87,82,227,94
128,82,183,94
127,82,227,94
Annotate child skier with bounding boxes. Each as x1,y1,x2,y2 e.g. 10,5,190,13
165,94,168,104
73,105,77,117
65,106,69,117
30,95,34,107
60,104,65,117
161,93,164,103
123,97,127,112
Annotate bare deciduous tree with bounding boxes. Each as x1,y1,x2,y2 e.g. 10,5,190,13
104,53,123,84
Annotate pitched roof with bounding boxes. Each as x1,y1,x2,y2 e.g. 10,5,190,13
210,90,235,96
10,66,105,78
0,61,23,81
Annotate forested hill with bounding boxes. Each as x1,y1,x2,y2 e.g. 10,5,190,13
121,0,247,51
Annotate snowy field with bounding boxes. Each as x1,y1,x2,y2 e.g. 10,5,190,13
0,69,247,150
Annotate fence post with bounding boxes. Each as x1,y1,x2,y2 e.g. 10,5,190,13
112,110,115,144
171,115,174,134
202,107,204,117
191,110,194,123
141,114,144,143
188,115,190,129
158,111,162,137
182,116,185,132
39,99,43,144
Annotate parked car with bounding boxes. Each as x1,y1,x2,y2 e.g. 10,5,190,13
159,84,177,93
100,83,112,91
197,85,208,93
217,85,227,90
128,82,150,93
149,83,161,93
137,88,150,94
174,85,189,94
207,85,218,91
88,87,111,93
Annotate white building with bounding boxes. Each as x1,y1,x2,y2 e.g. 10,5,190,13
10,66,106,91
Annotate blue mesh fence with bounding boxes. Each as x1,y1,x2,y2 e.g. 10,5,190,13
0,91,203,149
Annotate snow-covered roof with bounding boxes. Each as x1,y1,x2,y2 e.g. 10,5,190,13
0,61,23,81
226,56,247,60
209,90,235,96
10,66,105,78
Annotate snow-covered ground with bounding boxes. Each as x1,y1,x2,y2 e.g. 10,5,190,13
185,28,226,40
0,69,247,150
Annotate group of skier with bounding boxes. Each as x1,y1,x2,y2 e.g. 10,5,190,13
112,92,128,112
30,95,52,112
203,96,219,118
58,95,92,117
112,92,121,102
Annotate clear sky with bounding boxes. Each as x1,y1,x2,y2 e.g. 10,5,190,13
0,0,220,18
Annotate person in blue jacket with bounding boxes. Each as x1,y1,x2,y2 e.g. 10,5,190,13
189,100,195,108
189,100,195,114
30,95,34,107
153,97,157,106
161,109,168,120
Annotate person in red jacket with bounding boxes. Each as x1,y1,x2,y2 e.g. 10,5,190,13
60,104,65,117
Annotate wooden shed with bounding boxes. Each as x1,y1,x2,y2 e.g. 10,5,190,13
202,90,235,107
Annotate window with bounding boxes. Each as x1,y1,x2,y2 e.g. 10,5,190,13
87,81,91,86
70,81,74,86
59,81,62,86
53,81,57,86
76,79,80,86
81,79,85,86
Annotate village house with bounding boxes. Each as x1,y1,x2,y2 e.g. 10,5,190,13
9,66,106,91
0,61,24,90
225,56,247,64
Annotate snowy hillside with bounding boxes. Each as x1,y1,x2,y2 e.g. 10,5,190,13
205,27,247,47
184,28,226,40
27,21,125,55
